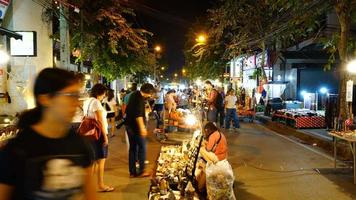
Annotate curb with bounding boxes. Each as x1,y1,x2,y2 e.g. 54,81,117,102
255,115,353,161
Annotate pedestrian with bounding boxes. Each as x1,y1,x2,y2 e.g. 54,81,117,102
83,84,114,192
165,89,177,113
103,89,117,137
121,83,138,116
204,81,219,123
0,68,97,200
125,83,156,178
217,87,225,128
225,89,240,130
153,87,164,130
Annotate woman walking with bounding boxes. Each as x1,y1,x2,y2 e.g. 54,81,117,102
0,68,97,200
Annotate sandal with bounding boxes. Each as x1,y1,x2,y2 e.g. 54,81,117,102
98,186,115,192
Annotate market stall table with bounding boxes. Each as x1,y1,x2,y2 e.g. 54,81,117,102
272,109,325,129
328,131,356,184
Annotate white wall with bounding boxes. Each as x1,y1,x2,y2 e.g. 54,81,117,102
0,0,52,115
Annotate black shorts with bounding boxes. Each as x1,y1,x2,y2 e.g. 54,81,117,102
107,112,115,119
91,135,108,160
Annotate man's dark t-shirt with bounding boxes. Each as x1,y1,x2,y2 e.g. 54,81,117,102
0,128,94,200
125,90,145,133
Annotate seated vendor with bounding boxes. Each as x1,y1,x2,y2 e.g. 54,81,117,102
196,122,228,192
202,122,228,161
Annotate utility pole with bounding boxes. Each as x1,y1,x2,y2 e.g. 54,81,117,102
59,1,70,70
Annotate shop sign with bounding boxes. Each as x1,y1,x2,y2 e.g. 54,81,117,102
0,0,10,19
347,80,353,102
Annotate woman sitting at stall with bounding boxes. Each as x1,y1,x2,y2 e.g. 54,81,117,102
196,122,228,192
202,122,228,161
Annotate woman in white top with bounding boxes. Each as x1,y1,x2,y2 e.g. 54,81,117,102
224,89,240,130
165,90,177,113
83,84,114,192
103,89,117,137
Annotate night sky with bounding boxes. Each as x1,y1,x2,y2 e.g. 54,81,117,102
127,0,214,76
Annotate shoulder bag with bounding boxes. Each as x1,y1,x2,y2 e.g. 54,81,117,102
77,99,102,140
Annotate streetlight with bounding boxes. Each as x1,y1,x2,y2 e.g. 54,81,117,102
196,34,207,44
154,45,161,53
182,69,186,74
174,73,178,78
154,45,162,83
160,75,164,78
161,66,165,70
320,87,328,94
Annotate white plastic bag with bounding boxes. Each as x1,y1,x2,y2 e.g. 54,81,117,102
206,160,236,200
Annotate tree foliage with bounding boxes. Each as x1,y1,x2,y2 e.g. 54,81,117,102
189,0,356,120
44,0,155,80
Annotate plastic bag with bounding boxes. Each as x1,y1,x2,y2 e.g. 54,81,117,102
206,160,236,200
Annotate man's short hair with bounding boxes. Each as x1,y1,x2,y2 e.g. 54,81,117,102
140,83,156,94
131,82,138,91
205,80,212,85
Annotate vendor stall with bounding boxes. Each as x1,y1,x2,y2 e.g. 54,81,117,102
148,129,203,200
329,131,356,184
272,109,326,129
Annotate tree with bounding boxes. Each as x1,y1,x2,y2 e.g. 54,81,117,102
206,0,329,79
184,22,228,80
43,0,154,80
200,0,356,122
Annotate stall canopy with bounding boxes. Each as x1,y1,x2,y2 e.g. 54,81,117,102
0,27,22,40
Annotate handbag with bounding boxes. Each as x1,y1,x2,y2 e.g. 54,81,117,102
77,99,102,140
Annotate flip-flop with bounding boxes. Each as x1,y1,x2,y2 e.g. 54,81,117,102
98,186,115,192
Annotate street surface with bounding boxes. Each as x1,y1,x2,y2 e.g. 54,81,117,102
98,121,356,200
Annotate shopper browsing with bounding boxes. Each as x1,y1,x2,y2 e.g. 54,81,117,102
125,83,156,178
0,68,97,200
83,84,114,192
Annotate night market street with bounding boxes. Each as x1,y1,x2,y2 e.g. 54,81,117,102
99,120,356,200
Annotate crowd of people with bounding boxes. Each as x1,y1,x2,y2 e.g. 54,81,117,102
0,67,242,199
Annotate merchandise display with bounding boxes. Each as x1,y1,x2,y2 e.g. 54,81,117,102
272,109,325,128
0,125,18,148
329,130,356,140
148,129,203,200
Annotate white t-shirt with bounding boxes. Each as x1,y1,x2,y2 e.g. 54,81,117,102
225,95,237,109
83,97,108,130
103,97,117,114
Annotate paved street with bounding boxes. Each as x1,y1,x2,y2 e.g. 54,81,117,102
98,121,356,200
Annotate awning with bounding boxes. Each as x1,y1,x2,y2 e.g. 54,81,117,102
281,50,337,64
0,27,22,40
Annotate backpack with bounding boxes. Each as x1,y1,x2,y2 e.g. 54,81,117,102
214,90,224,110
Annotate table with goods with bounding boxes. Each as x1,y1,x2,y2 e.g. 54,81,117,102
272,109,325,129
329,130,356,184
